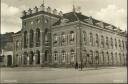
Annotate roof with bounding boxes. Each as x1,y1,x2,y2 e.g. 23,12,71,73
53,12,116,28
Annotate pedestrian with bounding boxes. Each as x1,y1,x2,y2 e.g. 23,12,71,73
75,62,78,69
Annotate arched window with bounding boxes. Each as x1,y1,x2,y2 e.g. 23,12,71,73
96,34,99,47
29,30,34,48
36,28,40,47
90,33,93,46
70,31,75,42
24,31,28,48
101,35,104,48
83,31,87,45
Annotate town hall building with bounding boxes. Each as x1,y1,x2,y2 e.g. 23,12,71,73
13,3,127,67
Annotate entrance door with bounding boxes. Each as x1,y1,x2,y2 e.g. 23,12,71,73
45,50,48,62
7,55,12,66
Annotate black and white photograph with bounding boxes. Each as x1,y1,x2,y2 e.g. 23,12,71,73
0,0,127,83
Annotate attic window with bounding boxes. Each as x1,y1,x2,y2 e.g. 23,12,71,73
61,19,69,24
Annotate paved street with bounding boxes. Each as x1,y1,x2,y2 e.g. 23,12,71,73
0,67,127,83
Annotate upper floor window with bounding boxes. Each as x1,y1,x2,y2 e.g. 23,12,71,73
61,32,66,45
69,31,75,42
24,31,28,48
119,40,121,49
96,34,99,47
29,30,34,48
44,28,48,42
101,35,104,48
115,38,117,48
106,37,109,48
111,38,113,49
53,34,58,46
16,40,19,50
122,40,124,49
90,33,93,46
23,22,26,27
83,31,87,45
36,28,40,47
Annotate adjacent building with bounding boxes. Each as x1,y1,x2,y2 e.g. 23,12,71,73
13,4,127,67
0,32,14,66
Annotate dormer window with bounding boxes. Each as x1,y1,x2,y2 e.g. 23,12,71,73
96,22,104,28
61,19,69,24
105,25,113,29
84,17,93,24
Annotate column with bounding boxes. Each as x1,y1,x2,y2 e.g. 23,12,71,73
22,55,24,65
33,54,36,65
27,56,29,65
40,53,44,65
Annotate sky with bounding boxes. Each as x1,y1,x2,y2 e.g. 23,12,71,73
1,0,127,34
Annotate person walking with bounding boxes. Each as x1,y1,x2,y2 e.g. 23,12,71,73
75,62,78,69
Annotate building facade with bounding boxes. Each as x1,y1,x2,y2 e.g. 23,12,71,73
13,4,127,67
